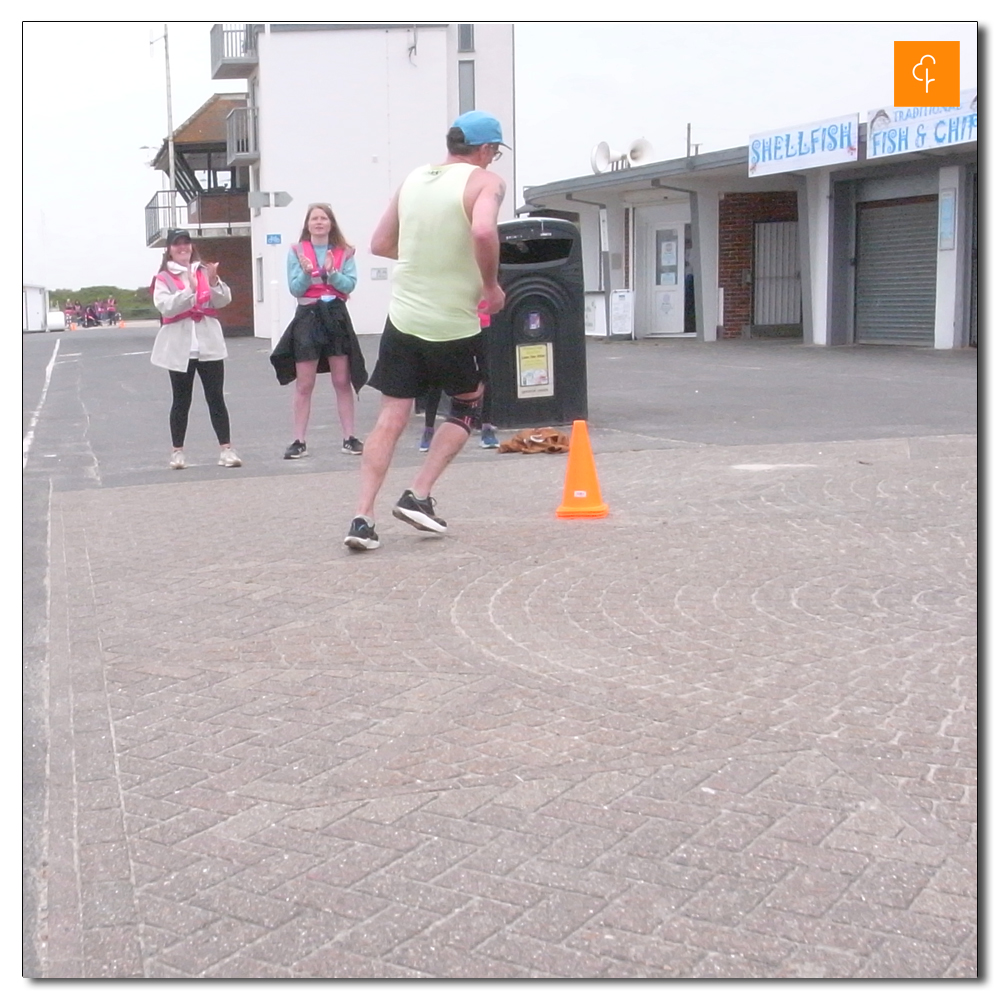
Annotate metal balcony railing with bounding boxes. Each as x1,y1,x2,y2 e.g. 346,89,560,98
145,191,188,247
145,190,252,247
210,23,260,79
226,106,259,166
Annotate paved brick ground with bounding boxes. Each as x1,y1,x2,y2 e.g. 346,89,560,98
31,415,976,977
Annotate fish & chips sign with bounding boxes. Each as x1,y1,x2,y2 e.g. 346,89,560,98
867,88,977,158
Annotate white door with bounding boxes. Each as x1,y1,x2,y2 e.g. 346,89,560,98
650,225,684,334
635,203,692,337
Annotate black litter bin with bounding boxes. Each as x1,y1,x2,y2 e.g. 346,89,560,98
484,218,586,429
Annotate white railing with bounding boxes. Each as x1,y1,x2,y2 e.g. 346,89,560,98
145,191,188,245
226,106,259,164
210,23,259,78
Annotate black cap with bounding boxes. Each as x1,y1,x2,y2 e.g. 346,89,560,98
166,229,192,245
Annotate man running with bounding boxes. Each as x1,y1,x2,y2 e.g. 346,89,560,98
344,110,508,551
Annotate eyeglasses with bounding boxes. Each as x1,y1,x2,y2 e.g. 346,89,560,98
488,145,503,162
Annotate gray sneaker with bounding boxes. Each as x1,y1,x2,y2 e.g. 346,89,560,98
392,490,447,533
344,516,380,550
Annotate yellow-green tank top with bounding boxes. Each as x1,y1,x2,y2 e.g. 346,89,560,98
388,162,482,342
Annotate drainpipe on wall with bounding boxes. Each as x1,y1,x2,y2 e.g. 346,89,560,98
565,193,612,338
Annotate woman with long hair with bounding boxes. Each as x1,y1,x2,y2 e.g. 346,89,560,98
150,229,241,470
269,203,368,459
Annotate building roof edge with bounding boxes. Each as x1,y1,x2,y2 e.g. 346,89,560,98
523,145,748,201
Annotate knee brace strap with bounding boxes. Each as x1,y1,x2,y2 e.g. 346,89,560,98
444,388,484,434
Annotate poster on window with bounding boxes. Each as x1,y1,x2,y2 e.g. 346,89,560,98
516,342,554,398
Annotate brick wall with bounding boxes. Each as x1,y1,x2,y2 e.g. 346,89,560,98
196,238,253,336
718,191,798,337
188,193,251,225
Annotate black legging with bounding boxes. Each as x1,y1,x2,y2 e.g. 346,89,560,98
169,359,231,448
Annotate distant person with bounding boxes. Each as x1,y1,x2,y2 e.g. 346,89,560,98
150,229,241,470
344,110,507,551
269,203,368,460
414,388,439,453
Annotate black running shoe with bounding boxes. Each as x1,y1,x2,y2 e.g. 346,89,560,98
342,436,364,455
392,490,447,533
344,516,380,550
284,440,307,460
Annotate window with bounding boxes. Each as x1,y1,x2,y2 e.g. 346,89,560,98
251,166,261,216
458,60,475,115
458,24,474,52
255,257,264,302
190,151,235,192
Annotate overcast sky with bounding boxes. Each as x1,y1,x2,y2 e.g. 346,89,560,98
23,19,978,291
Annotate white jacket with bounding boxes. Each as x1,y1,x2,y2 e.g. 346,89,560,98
150,261,233,372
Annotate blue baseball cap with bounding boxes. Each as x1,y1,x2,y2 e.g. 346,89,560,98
451,110,510,148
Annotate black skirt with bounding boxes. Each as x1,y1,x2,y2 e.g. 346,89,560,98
270,298,369,391
285,299,355,362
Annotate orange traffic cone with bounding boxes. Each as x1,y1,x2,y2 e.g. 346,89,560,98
118,320,125,328
556,420,608,519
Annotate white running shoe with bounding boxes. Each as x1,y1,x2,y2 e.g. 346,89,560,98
169,450,186,470
218,447,242,468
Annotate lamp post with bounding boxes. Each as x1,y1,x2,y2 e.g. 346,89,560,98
163,24,177,227
151,23,177,229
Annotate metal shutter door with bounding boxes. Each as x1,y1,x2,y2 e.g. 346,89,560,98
754,221,801,324
854,198,937,345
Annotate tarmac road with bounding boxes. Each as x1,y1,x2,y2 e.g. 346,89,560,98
23,326,977,979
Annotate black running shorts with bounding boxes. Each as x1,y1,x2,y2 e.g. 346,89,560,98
368,319,483,400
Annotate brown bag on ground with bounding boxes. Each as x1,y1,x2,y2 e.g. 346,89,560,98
497,427,570,454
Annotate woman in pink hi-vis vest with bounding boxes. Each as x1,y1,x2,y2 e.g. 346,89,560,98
269,203,368,460
151,230,241,470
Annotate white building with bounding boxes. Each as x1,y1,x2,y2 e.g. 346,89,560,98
521,93,977,350
210,22,515,341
